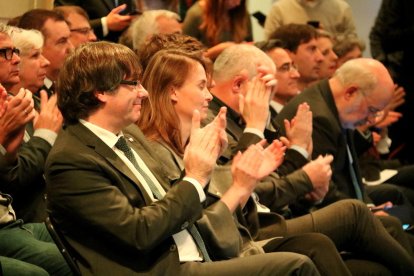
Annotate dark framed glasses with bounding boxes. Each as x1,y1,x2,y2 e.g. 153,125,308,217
0,47,20,60
120,80,140,86
70,27,94,35
119,80,141,90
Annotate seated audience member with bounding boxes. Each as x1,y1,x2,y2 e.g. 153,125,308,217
208,44,324,206
123,9,181,50
269,23,324,91
315,29,338,80
45,41,321,275
54,0,137,42
137,32,206,71
139,35,329,217
274,57,414,228
18,9,73,98
0,86,71,276
264,0,357,39
333,35,365,67
255,39,300,113
210,43,414,260
333,38,414,207
133,47,353,275
182,0,252,60
54,5,97,48
0,24,62,222
7,27,50,95
132,46,414,275
182,0,252,47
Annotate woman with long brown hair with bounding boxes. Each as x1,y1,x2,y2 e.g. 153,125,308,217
182,0,252,47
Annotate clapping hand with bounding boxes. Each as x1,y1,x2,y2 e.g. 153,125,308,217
184,107,228,187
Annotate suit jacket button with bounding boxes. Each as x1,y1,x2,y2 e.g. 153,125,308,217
181,221,189,229
170,244,177,251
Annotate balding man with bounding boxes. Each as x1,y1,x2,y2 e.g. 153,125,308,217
274,58,414,245
210,45,414,275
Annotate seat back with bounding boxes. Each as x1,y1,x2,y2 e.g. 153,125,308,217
45,216,81,276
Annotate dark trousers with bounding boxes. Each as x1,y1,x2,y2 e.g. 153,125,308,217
0,221,72,276
286,199,414,276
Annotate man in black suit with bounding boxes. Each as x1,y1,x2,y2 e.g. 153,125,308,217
54,0,137,42
209,44,330,211
45,41,321,275
274,57,414,256
275,58,410,209
18,9,73,103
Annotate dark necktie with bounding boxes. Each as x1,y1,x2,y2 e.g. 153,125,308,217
344,131,363,200
115,136,212,261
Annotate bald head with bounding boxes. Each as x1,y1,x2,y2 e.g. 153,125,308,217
211,44,275,113
213,44,275,83
330,58,394,129
335,58,393,104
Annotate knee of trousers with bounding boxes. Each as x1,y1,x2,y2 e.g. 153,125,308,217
291,254,319,276
378,215,403,235
297,233,337,250
334,199,371,219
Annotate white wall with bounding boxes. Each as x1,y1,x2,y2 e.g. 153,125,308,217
346,0,382,57
0,0,53,23
248,0,274,42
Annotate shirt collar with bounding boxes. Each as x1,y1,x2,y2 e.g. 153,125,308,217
211,95,244,125
270,100,284,113
79,119,123,149
44,77,54,89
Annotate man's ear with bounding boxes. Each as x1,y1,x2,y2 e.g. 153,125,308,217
95,90,107,102
344,86,359,100
232,75,246,94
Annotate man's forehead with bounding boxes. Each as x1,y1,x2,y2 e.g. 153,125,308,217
269,48,291,66
67,12,89,27
43,19,70,36
0,34,13,47
298,39,317,50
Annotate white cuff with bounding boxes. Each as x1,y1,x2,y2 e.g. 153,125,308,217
33,129,57,147
101,17,109,37
290,144,309,159
244,128,264,139
183,176,206,202
0,144,6,156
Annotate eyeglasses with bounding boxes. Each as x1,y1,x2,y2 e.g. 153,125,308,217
70,27,94,35
120,80,141,90
0,47,20,60
277,63,298,73
360,91,382,118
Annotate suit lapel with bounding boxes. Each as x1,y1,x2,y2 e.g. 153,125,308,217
123,124,176,192
68,123,153,204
